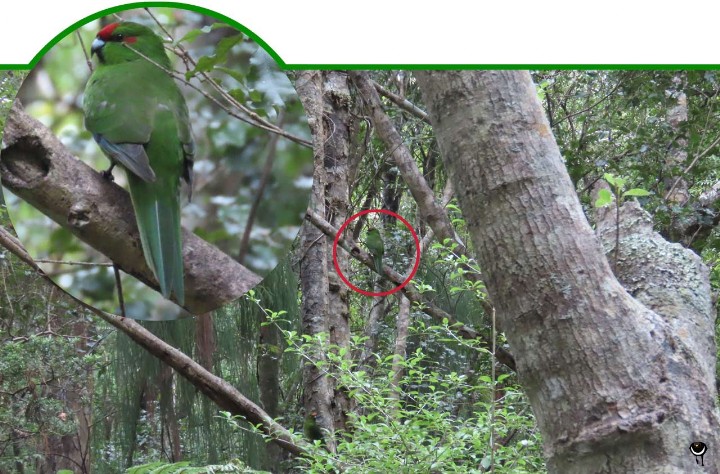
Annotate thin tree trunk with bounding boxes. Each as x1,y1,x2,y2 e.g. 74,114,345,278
295,70,336,452
322,71,354,431
40,287,91,473
663,72,690,206
195,312,215,372
159,365,182,462
390,294,410,403
416,70,720,473
257,314,283,470
359,294,385,371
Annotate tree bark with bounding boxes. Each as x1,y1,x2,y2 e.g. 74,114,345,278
416,70,720,473
321,71,354,430
295,70,336,452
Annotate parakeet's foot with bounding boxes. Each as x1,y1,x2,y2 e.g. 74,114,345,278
101,164,116,181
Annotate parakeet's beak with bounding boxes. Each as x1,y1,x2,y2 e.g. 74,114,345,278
91,38,105,61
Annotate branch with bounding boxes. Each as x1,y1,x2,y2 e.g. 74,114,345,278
352,72,460,250
0,226,307,456
665,132,720,201
0,104,261,314
354,71,500,328
305,209,516,371
372,80,430,124
121,20,311,149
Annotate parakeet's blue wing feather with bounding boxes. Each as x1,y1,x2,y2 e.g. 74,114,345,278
92,133,156,183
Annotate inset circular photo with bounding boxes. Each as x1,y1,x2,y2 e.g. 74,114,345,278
0,7,312,320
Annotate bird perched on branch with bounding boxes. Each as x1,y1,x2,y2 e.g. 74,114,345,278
83,21,194,305
303,411,325,445
365,227,385,276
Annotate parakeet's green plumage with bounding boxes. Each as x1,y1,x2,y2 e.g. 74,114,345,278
365,227,384,275
303,411,325,444
83,22,193,305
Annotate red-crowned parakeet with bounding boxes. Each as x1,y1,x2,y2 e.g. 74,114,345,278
83,21,194,305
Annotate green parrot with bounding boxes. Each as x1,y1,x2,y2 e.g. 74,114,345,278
303,411,325,445
365,227,385,275
83,22,194,305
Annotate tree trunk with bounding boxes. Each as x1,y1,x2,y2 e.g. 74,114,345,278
322,71,354,431
295,71,336,452
416,70,720,473
258,313,283,470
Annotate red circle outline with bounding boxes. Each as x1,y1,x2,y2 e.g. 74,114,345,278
332,209,421,297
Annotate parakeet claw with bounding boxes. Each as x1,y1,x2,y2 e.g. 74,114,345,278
101,170,115,181
101,164,116,181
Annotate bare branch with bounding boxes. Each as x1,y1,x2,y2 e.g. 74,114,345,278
373,80,430,124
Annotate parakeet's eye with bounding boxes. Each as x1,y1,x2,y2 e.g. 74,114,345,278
112,34,124,41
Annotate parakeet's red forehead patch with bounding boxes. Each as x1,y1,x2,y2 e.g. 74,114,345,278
98,22,120,40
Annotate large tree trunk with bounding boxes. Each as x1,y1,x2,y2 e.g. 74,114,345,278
416,70,720,473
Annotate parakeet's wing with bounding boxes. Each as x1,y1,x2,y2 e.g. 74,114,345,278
83,62,164,182
175,91,195,193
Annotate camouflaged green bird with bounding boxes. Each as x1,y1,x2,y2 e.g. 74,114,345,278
303,411,325,445
365,227,385,275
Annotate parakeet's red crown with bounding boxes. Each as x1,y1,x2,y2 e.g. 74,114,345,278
97,22,120,40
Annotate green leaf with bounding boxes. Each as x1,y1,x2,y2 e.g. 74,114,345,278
185,34,243,80
603,173,617,186
210,22,234,31
228,88,247,103
622,188,652,197
215,34,243,60
594,188,614,208
176,25,211,44
216,66,247,85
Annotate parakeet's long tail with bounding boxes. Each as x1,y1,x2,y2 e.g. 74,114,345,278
128,174,185,305
374,254,383,275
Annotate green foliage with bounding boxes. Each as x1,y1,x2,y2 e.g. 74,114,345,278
594,173,652,208
126,459,268,473
536,70,720,251
255,301,544,473
0,235,108,472
0,71,23,133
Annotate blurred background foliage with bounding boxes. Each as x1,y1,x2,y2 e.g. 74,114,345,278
4,8,312,319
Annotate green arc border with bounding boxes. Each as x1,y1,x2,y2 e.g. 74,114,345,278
0,1,284,70
1,2,719,70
